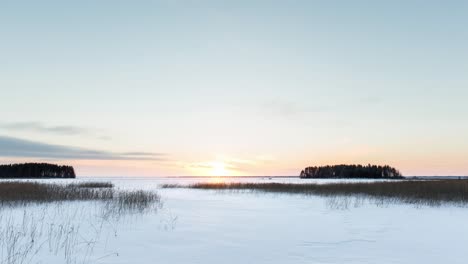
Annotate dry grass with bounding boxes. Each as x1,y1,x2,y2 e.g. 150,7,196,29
0,182,114,205
69,181,114,188
0,181,163,264
0,181,160,211
116,190,161,213
163,180,468,206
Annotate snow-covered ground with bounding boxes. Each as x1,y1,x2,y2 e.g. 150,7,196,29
1,177,468,264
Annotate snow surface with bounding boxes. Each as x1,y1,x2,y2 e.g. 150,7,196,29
1,177,468,264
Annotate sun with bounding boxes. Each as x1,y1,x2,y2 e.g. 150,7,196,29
210,161,227,176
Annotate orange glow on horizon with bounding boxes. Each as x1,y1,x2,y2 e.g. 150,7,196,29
4,153,467,177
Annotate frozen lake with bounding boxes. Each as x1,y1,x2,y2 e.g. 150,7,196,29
1,177,467,264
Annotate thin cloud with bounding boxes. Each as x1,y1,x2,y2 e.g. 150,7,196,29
0,122,88,135
263,100,324,119
0,135,166,161
262,96,383,119
186,162,238,170
121,152,162,156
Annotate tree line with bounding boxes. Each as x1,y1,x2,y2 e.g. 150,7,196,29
0,163,76,178
300,164,403,179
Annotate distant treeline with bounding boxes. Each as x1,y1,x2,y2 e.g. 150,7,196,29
0,163,76,178
300,164,403,179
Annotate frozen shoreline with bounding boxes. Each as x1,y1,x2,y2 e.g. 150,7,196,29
1,177,467,264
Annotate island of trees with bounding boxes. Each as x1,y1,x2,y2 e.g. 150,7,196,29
300,164,403,179
0,163,76,178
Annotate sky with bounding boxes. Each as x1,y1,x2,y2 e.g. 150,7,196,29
1,0,468,177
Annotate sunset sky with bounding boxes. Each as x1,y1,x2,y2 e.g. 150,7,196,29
1,0,467,176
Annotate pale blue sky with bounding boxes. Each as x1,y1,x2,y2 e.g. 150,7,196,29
1,0,467,176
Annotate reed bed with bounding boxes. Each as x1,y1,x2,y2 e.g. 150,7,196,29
163,180,468,206
0,181,163,264
0,181,160,210
0,182,113,205
69,181,114,188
